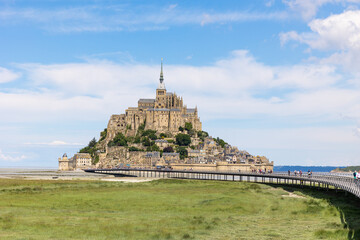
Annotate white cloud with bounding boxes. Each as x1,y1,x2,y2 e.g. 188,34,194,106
0,149,27,162
280,10,360,76
1,49,360,165
167,4,178,11
310,10,360,50
0,5,288,32
274,64,340,88
199,11,288,26
0,67,20,83
280,10,360,51
212,125,360,165
0,49,357,125
283,0,360,20
20,50,342,95
220,126,359,150
280,31,303,46
25,141,83,146
355,127,360,136
265,0,275,7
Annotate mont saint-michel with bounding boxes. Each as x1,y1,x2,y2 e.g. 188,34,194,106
59,61,273,172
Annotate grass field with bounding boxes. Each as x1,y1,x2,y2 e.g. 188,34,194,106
0,178,359,240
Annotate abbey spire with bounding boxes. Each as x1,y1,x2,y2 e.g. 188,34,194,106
160,58,164,83
158,58,166,89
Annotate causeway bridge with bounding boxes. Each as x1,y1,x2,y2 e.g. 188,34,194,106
84,168,360,198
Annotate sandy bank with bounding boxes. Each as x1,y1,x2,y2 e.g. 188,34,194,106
0,168,156,183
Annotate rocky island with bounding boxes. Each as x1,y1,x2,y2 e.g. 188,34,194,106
59,61,273,172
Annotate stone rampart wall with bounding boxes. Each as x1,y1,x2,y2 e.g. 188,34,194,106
171,162,273,172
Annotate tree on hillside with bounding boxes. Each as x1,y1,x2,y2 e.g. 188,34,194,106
80,137,97,153
197,131,209,141
176,146,188,159
129,146,143,152
175,133,191,146
79,137,98,164
215,137,227,148
134,136,141,143
163,146,174,153
185,122,193,131
88,138,97,148
147,144,160,152
99,129,107,141
108,133,128,147
142,137,152,146
142,129,157,140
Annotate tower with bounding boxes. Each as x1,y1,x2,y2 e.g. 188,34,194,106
58,153,71,171
156,58,167,108
158,58,166,90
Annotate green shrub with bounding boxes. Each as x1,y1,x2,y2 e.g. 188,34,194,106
129,147,143,152
134,136,141,143
146,144,160,152
108,133,128,147
79,137,98,163
214,137,227,148
185,122,193,131
142,129,157,137
176,146,188,159
92,155,100,165
197,131,209,141
163,146,174,153
142,137,151,146
176,134,191,146
99,128,107,141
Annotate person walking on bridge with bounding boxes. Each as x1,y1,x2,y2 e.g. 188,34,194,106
354,171,357,181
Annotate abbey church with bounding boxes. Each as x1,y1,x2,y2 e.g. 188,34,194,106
105,60,202,141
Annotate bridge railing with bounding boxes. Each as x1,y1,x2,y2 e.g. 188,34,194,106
85,168,360,198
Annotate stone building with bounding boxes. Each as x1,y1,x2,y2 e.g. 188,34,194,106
58,153,92,171
58,153,72,171
162,152,180,163
105,60,202,143
73,153,92,169
144,152,161,167
155,139,169,148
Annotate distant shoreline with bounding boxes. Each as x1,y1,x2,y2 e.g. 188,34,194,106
274,165,345,173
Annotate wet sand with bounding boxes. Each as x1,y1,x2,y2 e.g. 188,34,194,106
0,168,157,182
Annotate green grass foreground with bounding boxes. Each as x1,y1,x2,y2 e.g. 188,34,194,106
0,179,359,240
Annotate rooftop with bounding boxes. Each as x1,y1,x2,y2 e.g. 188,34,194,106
138,99,155,103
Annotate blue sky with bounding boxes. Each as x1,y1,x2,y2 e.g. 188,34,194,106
1,0,360,167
